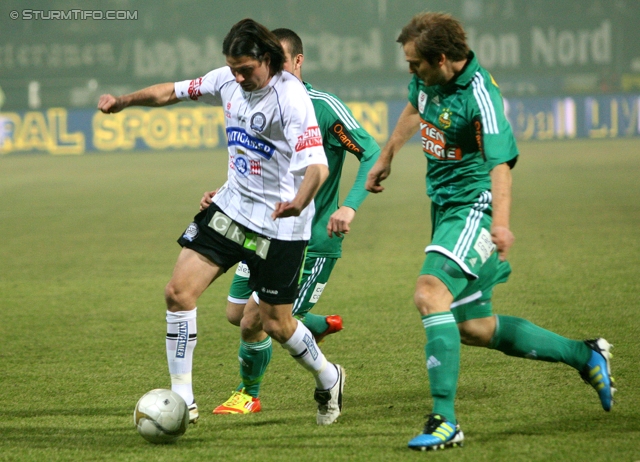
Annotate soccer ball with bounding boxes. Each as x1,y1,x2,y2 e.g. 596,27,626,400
133,389,189,444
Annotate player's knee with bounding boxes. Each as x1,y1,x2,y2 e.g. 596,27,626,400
414,275,454,315
261,316,297,344
261,318,284,343
226,302,244,326
458,317,495,347
413,289,444,315
459,328,485,346
240,316,259,332
240,310,262,336
164,281,194,312
413,289,431,311
227,312,241,326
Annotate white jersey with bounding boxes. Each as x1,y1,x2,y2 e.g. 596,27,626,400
175,67,327,241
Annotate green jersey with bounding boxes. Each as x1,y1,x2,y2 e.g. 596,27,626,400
305,82,380,258
407,51,518,206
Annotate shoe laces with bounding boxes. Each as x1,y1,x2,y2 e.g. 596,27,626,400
423,414,447,434
225,390,249,406
314,389,332,408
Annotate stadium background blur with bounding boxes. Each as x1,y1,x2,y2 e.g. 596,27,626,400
1,0,640,154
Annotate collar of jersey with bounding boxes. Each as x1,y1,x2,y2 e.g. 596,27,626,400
449,50,479,89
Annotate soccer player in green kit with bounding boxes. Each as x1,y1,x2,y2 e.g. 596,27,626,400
200,28,381,416
367,12,616,451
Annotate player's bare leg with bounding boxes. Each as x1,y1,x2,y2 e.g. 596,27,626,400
165,248,225,313
457,316,495,346
226,301,245,327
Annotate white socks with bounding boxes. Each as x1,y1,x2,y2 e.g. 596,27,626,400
282,320,338,390
166,309,197,405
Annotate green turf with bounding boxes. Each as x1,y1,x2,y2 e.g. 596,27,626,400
1,139,639,461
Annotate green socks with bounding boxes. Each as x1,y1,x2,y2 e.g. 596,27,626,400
236,337,272,398
297,313,329,337
490,315,591,370
419,312,591,426
423,312,460,425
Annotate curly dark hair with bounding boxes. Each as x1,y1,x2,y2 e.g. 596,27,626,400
397,12,469,65
222,18,285,75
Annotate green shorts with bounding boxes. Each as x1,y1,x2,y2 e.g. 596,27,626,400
228,261,253,304
449,253,511,323
228,256,338,316
424,192,495,281
420,192,511,322
292,256,338,317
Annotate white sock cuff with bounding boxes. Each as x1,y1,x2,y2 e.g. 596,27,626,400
166,308,197,323
283,319,306,348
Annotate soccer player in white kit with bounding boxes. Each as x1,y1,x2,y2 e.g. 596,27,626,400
97,19,345,426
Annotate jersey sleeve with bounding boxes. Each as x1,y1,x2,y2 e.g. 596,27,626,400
316,99,378,161
337,125,380,211
470,72,519,170
313,95,381,211
283,83,328,176
174,67,233,105
342,152,378,211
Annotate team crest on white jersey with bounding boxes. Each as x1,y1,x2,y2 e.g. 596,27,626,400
418,90,427,113
234,154,250,176
250,112,266,132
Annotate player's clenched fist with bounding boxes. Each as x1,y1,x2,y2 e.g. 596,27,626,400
491,225,515,261
98,94,124,114
366,160,391,193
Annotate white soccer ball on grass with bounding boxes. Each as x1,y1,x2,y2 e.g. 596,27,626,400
133,389,189,444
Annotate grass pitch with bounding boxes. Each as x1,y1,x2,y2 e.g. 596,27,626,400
1,139,639,461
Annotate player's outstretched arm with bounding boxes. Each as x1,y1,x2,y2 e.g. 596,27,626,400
98,82,179,114
272,164,329,219
366,103,420,193
490,162,515,261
